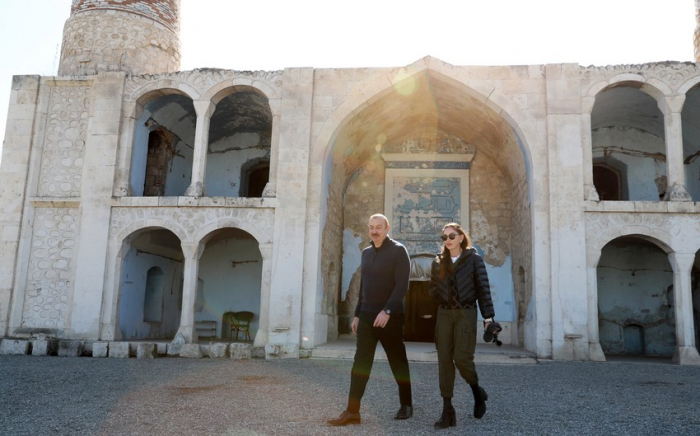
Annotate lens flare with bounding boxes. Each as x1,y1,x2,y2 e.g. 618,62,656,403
392,71,417,96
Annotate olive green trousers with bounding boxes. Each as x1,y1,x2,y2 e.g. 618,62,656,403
435,307,479,397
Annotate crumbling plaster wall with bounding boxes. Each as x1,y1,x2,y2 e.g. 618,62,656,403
510,171,532,345
592,127,667,200
597,239,675,356
336,130,518,330
131,96,195,196
205,132,269,197
118,249,183,340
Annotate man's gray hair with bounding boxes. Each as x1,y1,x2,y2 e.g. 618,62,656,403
369,213,389,227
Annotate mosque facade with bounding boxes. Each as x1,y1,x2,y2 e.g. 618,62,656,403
1,0,700,363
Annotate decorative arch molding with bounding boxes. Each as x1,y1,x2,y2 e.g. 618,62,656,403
584,76,671,111
585,212,679,268
194,214,275,247
129,82,199,105
581,63,700,95
124,69,283,104
110,207,275,246
203,80,280,105
312,56,539,173
678,74,700,95
113,220,187,247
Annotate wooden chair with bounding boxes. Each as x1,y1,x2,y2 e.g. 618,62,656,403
228,311,254,341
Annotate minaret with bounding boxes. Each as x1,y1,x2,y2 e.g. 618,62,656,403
58,0,181,76
695,0,700,61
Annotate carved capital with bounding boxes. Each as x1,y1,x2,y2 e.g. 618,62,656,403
663,184,692,202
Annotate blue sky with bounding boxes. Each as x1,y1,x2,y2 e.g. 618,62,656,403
0,0,696,150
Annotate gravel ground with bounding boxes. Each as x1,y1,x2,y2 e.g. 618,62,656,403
1,355,699,436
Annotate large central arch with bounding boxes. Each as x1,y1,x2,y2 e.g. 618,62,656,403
302,58,546,352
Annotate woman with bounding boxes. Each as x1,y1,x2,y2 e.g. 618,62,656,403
428,222,495,429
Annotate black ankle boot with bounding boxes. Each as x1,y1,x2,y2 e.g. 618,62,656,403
471,385,488,419
434,404,456,429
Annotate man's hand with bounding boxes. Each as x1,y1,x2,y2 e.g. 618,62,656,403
373,310,390,328
351,316,359,335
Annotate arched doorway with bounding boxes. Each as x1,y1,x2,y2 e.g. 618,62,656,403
204,90,272,197
118,228,184,340
197,228,263,341
681,85,700,201
130,92,196,196
591,85,666,201
597,236,675,358
322,71,529,345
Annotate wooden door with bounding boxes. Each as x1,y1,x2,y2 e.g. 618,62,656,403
403,281,438,342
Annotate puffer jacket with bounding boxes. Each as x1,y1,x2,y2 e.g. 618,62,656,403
428,247,495,319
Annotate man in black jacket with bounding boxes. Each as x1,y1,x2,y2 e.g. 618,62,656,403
328,213,413,426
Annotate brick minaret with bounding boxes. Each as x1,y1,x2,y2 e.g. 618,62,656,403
58,0,181,76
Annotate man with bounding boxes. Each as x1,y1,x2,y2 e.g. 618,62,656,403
328,213,413,426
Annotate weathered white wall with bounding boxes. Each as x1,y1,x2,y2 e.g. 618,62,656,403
196,236,262,339
592,127,666,201
118,249,183,339
597,239,675,356
205,132,269,197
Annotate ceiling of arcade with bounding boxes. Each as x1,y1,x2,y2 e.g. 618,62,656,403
143,91,272,147
591,86,664,138
329,71,525,185
591,84,700,157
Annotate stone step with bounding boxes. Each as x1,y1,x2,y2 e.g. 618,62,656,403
309,338,537,364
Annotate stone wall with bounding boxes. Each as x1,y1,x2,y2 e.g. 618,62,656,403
21,207,79,331
597,239,675,356
469,152,511,267
70,0,180,32
59,8,180,75
509,174,532,344
38,83,90,197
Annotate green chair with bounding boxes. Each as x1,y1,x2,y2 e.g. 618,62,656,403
229,311,254,341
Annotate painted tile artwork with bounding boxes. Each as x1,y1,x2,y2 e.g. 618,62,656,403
392,176,461,254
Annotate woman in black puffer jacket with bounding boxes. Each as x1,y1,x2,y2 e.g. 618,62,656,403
428,222,495,430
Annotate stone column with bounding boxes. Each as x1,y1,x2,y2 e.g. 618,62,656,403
99,239,124,340
545,64,590,360
70,72,126,339
581,97,599,201
660,96,691,201
265,68,314,358
113,102,143,196
174,242,200,343
586,251,606,361
262,101,281,197
0,76,42,337
253,243,273,347
184,100,214,197
668,253,700,365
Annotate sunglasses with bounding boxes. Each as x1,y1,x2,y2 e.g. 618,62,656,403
440,233,459,241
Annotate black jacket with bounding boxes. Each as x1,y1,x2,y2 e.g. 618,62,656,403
354,236,411,317
428,247,495,319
